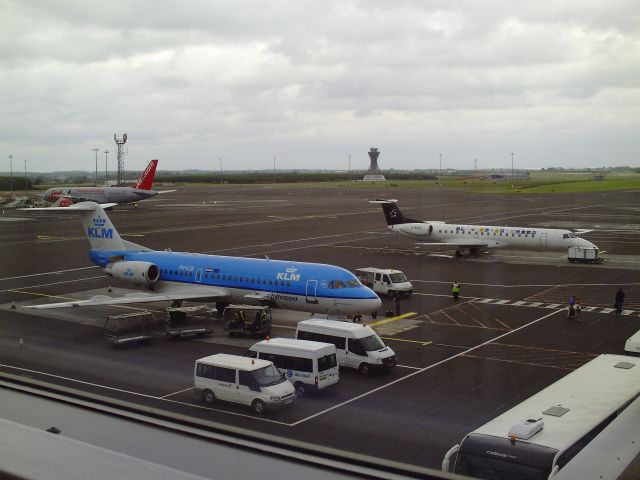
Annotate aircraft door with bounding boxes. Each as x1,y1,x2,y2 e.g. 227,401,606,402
195,268,203,283
540,232,548,249
306,280,318,304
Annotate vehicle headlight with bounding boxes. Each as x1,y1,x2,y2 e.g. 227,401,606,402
376,357,383,364
270,396,281,401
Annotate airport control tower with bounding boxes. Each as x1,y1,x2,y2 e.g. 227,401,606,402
363,147,385,181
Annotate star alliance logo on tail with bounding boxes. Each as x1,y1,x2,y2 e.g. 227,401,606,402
88,216,113,239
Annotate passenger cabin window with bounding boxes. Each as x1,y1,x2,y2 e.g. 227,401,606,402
297,330,346,350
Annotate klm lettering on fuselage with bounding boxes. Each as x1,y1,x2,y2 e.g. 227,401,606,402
276,272,301,281
87,227,113,239
277,267,301,282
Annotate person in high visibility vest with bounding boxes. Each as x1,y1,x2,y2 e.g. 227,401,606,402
452,281,461,302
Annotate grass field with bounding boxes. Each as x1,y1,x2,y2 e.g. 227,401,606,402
239,172,640,194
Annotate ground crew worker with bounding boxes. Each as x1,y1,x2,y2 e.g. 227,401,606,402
615,288,625,315
238,309,245,329
452,281,461,302
393,292,401,316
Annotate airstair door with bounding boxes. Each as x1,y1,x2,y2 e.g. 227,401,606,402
306,280,318,304
195,268,203,283
540,232,549,249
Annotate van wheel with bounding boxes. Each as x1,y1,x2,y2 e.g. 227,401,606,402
202,389,216,404
294,382,306,398
359,363,372,376
252,399,266,414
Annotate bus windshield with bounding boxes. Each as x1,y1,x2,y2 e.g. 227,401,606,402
251,364,285,387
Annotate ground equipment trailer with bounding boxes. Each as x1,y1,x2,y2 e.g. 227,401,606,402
104,311,156,347
165,305,213,338
567,246,604,264
222,305,272,337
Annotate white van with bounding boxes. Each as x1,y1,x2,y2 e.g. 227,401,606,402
246,338,339,397
194,354,295,414
355,267,412,297
296,319,396,376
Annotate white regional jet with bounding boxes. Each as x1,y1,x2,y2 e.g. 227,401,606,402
370,199,597,257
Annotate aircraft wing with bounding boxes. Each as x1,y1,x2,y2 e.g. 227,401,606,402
21,203,119,211
417,239,489,248
22,285,230,309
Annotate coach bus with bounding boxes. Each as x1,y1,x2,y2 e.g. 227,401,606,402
441,354,640,479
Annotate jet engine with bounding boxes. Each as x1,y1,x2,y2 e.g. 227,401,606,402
104,261,160,286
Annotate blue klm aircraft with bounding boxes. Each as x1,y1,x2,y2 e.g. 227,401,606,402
23,202,381,316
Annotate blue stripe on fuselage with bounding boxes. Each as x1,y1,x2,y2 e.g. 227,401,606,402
89,250,378,300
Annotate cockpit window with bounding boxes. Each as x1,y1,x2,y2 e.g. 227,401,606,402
563,234,569,239
328,279,362,288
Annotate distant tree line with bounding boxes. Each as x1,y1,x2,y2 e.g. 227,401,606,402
0,176,33,190
155,171,437,184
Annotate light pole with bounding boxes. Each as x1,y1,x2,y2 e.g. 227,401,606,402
439,153,442,178
104,149,109,185
273,156,276,184
219,158,223,185
348,154,351,181
93,148,99,185
8,154,13,199
511,152,514,189
24,159,27,195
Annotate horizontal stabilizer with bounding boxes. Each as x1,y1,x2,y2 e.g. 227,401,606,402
20,202,118,212
157,190,177,195
368,199,398,204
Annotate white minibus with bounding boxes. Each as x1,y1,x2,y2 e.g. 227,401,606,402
296,319,396,376
246,338,339,397
194,354,295,414
441,354,640,479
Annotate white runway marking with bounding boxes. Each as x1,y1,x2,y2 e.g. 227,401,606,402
0,363,291,426
0,266,99,282
289,309,562,426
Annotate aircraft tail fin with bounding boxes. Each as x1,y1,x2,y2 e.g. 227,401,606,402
21,202,147,252
369,199,421,225
133,159,158,190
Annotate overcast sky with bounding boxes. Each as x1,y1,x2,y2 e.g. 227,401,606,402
2,0,639,173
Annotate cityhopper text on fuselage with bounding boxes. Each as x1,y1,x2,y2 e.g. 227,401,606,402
21,202,381,316
42,159,175,207
370,199,598,257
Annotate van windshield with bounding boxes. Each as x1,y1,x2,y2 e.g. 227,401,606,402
359,334,385,351
251,364,285,387
389,272,407,283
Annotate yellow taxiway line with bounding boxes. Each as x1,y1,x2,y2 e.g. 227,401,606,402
367,311,418,327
